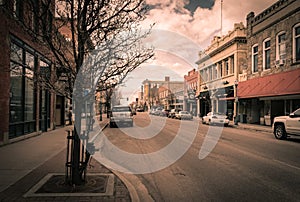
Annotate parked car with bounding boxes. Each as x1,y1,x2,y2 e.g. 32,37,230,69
168,108,182,118
109,105,133,127
175,111,193,120
160,109,170,117
272,108,300,140
136,107,144,112
202,112,230,126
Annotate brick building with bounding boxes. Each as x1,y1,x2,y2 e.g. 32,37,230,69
196,22,247,119
142,77,184,110
0,0,69,145
238,0,300,125
183,69,198,116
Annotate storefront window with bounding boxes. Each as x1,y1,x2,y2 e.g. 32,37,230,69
9,40,37,138
10,63,23,123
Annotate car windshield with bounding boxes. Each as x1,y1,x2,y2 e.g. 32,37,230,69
112,107,131,112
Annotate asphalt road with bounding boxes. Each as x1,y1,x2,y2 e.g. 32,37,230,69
99,112,300,202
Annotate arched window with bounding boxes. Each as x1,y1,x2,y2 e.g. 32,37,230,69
263,38,271,70
252,44,259,73
276,31,286,60
293,23,300,63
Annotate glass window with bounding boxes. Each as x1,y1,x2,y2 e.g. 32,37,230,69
263,39,271,70
208,67,212,81
230,56,234,74
213,65,217,80
219,62,223,77
10,40,37,137
225,60,229,75
276,33,286,60
10,43,23,64
40,60,51,82
294,25,300,62
252,45,258,73
10,64,23,123
25,68,34,121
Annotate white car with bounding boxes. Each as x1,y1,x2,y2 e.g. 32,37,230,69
202,112,230,126
175,111,193,120
273,108,300,139
109,105,133,127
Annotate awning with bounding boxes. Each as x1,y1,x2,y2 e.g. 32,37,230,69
219,97,235,101
237,68,300,99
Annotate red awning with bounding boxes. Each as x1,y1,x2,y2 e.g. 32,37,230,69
237,68,300,99
219,97,235,101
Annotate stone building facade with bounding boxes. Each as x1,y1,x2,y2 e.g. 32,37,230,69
196,22,247,119
238,0,300,125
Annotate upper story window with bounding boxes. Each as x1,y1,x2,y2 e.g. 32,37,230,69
230,55,235,74
219,62,223,77
293,24,300,63
208,67,212,81
213,65,217,80
225,60,229,76
276,32,286,60
252,44,258,73
13,0,23,20
263,38,271,70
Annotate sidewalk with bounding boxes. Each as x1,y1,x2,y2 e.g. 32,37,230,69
194,116,273,133
0,115,134,202
233,122,273,133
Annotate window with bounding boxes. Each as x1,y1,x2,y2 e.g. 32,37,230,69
219,62,223,77
213,65,217,80
225,60,229,76
252,45,258,73
9,39,37,138
230,55,235,74
208,67,212,81
276,32,286,60
293,24,300,62
263,39,271,70
13,0,23,19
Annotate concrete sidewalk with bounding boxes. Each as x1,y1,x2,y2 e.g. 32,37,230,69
233,122,273,133
0,116,134,202
194,116,273,133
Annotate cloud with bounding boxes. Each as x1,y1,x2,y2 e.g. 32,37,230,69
184,0,215,13
121,0,279,100
144,0,277,47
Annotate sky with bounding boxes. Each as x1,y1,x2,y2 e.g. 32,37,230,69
120,0,278,102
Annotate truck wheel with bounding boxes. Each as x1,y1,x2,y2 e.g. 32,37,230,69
274,124,287,140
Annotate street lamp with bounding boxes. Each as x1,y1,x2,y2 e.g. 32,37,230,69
234,80,239,125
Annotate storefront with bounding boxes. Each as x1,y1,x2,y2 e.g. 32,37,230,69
237,68,300,125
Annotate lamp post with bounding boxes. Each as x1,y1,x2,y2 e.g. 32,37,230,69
234,80,239,125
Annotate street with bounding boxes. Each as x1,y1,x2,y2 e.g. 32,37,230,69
99,112,300,202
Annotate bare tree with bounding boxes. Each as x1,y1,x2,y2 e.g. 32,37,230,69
9,0,154,185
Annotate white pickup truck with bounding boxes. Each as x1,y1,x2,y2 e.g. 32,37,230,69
272,108,300,139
